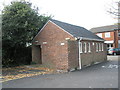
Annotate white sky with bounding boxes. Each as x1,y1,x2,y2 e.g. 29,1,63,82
0,0,119,29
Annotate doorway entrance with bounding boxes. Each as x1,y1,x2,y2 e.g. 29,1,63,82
32,45,42,64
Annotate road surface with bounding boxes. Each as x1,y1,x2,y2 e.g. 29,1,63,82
2,56,119,88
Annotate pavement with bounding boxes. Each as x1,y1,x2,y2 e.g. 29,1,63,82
107,55,120,61
2,56,119,88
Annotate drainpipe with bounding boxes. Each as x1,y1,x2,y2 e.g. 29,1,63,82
78,37,82,69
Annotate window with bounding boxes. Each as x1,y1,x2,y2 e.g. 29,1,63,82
99,43,101,51
118,32,120,37
119,40,120,48
80,42,83,53
84,42,87,53
97,33,102,38
88,43,91,52
105,32,110,38
102,43,104,51
107,44,109,48
96,43,98,52
111,44,113,47
107,44,113,49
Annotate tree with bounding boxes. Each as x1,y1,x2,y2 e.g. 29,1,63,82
107,1,120,19
2,0,51,67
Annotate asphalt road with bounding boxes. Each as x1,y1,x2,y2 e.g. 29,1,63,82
2,56,119,88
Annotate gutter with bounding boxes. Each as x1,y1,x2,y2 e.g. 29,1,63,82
78,37,82,69
80,37,104,42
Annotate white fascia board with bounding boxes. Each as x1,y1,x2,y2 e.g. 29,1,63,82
83,37,104,42
49,20,74,38
77,37,104,42
104,40,114,44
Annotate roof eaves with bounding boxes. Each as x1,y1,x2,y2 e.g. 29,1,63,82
90,25,119,33
76,36,104,41
81,37,104,41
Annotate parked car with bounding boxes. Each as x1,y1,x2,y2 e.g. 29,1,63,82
107,48,120,55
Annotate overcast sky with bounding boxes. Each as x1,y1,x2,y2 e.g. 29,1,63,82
0,0,118,29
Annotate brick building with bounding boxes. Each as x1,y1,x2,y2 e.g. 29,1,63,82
32,19,107,71
90,25,120,49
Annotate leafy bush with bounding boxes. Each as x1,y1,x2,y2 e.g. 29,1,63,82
2,1,51,67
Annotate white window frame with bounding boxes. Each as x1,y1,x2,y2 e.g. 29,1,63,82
84,42,87,53
88,43,91,52
105,32,110,38
80,42,83,53
96,43,98,52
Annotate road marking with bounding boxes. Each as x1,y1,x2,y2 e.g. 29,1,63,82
102,64,119,68
108,65,118,68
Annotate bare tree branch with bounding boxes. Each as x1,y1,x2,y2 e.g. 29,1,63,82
107,1,120,19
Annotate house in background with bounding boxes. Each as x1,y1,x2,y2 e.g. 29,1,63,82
90,25,120,49
32,19,107,71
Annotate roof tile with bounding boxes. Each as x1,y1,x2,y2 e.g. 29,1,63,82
50,19,103,40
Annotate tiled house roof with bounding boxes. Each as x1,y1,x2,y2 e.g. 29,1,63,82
90,25,119,33
50,19,104,41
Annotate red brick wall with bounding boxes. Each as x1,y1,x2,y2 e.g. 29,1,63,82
98,32,114,41
68,41,79,70
80,40,107,67
32,21,107,71
96,31,120,48
114,30,118,48
32,21,75,70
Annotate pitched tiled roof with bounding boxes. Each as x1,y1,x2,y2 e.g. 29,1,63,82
90,25,119,33
50,19,104,41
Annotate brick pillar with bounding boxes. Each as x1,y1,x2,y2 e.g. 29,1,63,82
114,30,118,48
